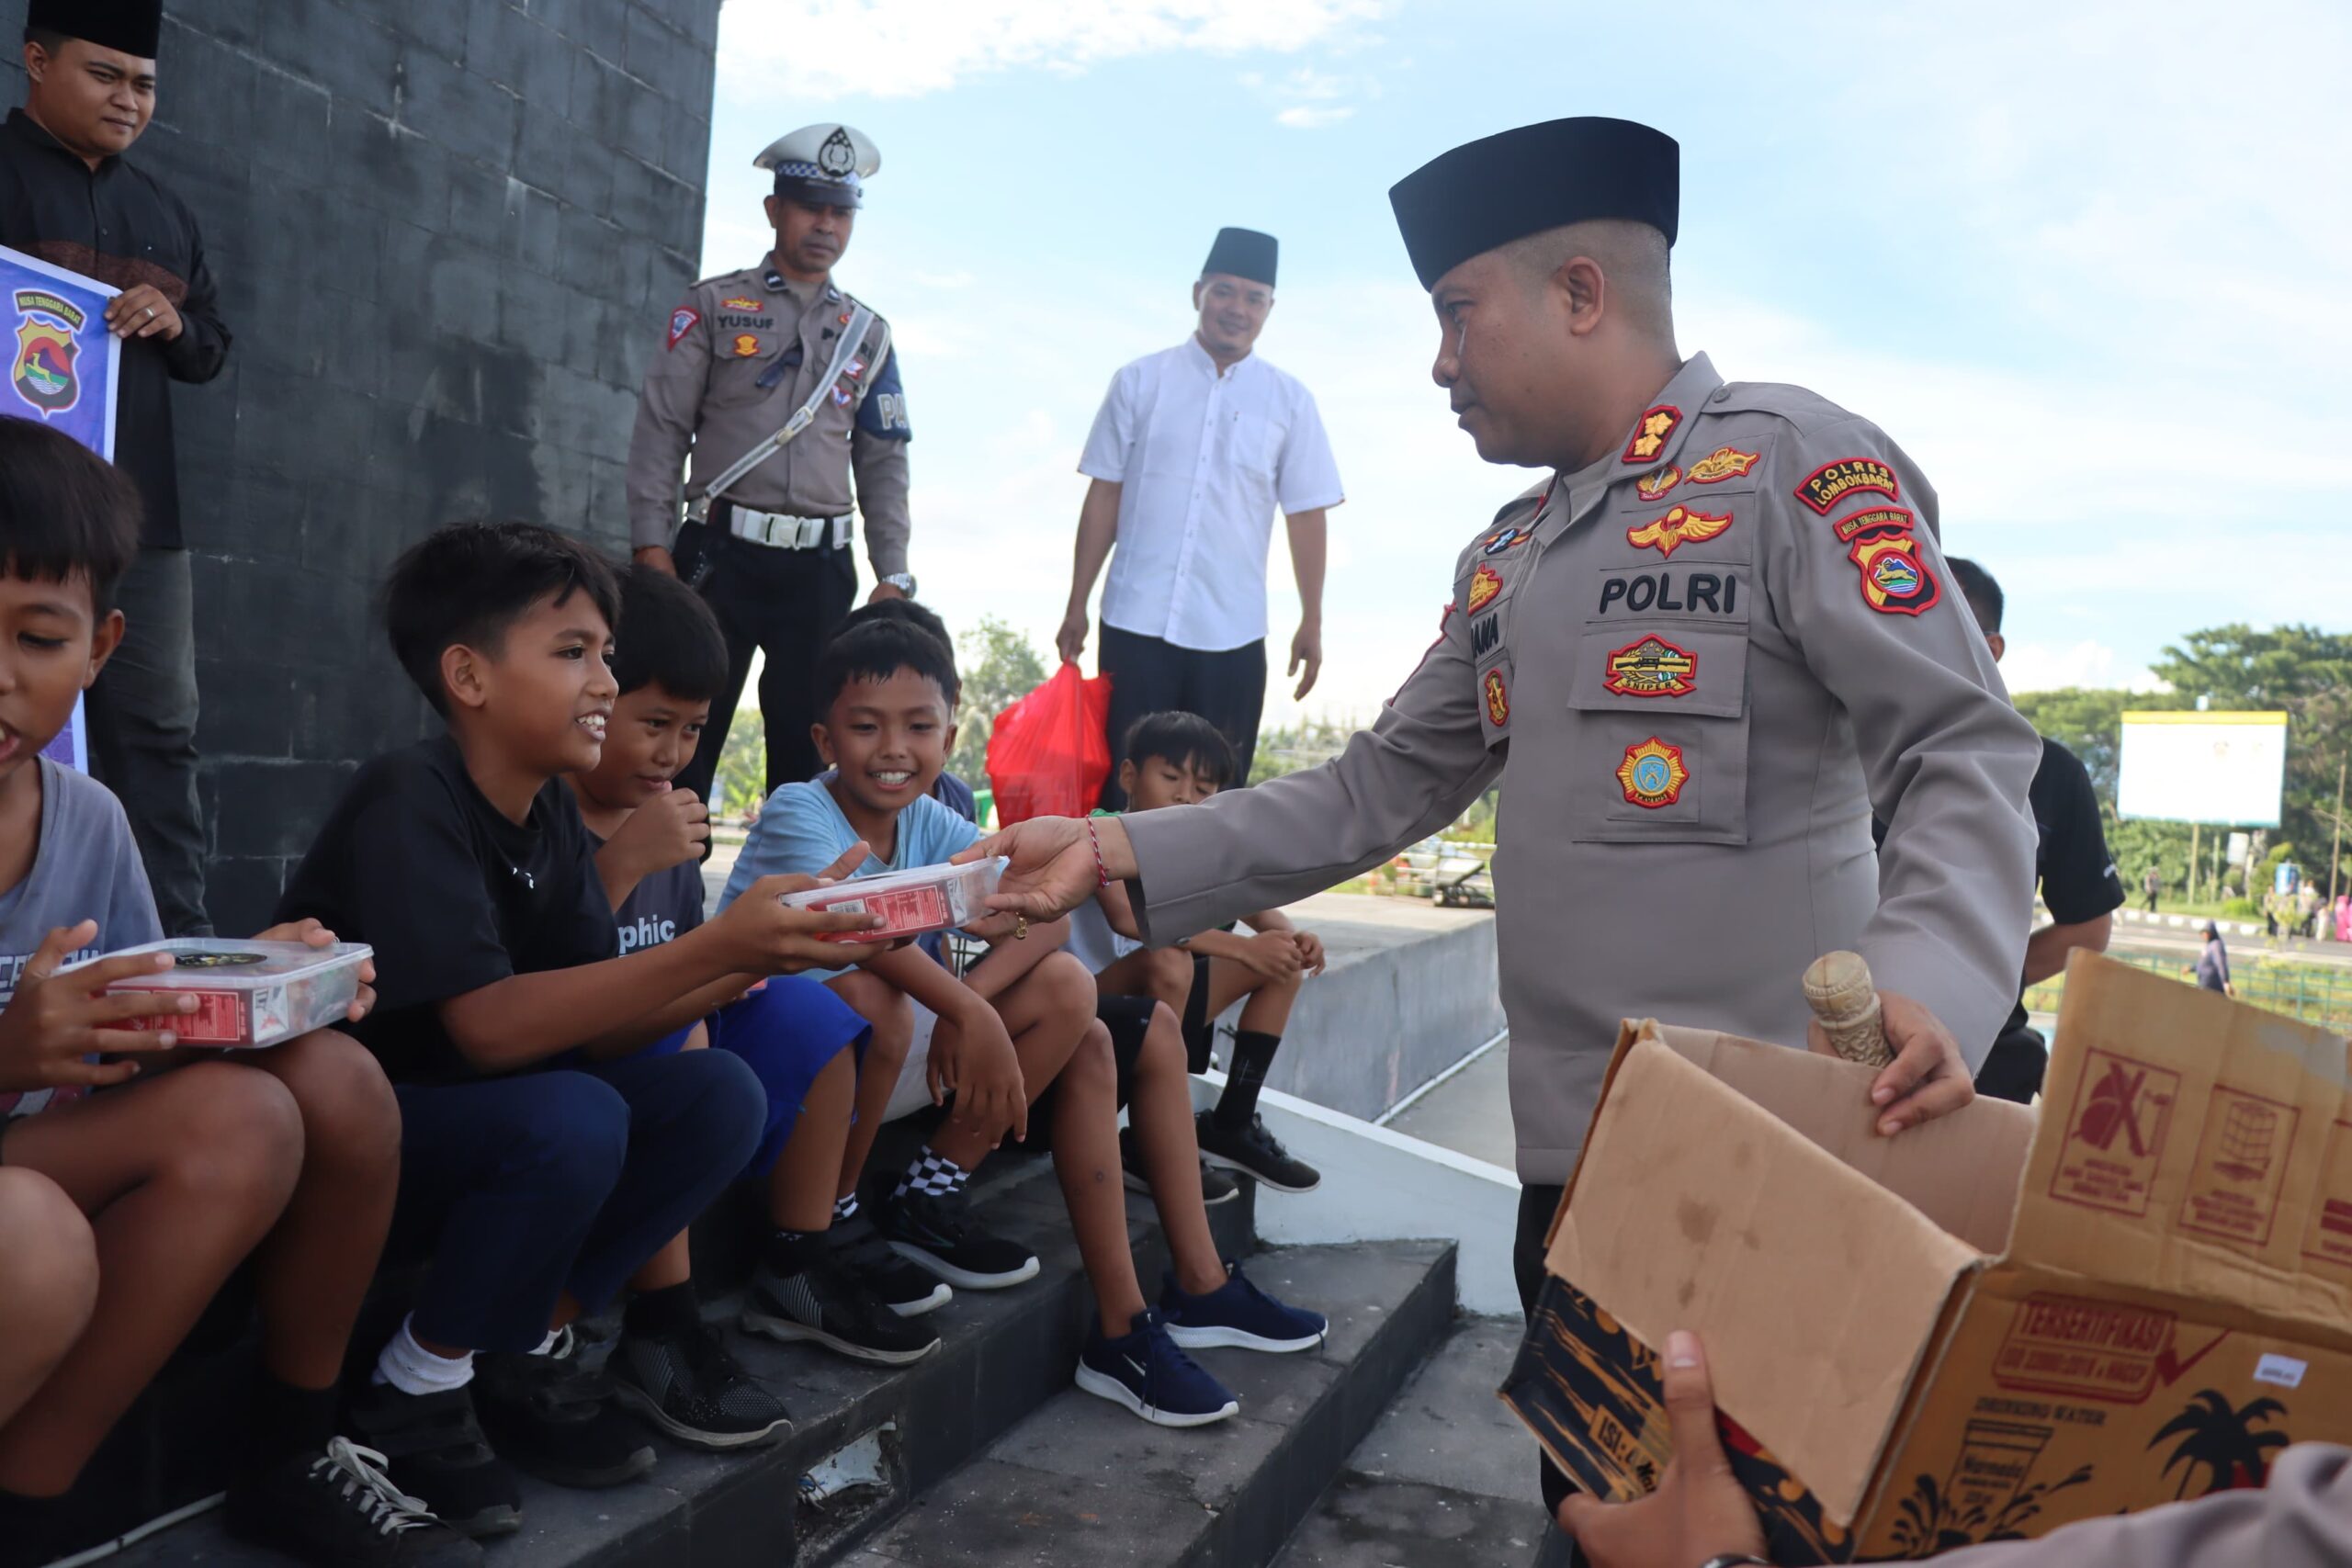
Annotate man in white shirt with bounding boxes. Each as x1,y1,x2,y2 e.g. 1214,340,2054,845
1057,228,1346,806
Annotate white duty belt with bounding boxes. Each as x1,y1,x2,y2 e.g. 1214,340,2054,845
678,302,885,542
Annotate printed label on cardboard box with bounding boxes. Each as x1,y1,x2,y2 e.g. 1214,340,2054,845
2299,1119,2352,1269
817,883,950,941
2048,1049,2180,1216
113,987,246,1044
2178,1087,2301,1247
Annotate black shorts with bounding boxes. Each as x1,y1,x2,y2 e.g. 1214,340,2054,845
1015,996,1156,1153
1181,953,1216,1073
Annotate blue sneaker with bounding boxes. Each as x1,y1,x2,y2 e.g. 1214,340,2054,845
1159,1262,1328,1353
1074,1309,1240,1427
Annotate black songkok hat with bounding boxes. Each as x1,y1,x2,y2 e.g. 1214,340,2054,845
1388,117,1679,290
1202,227,1278,289
27,0,161,57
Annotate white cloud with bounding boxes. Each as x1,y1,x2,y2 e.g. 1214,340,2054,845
1275,105,1354,129
715,0,1390,100
1998,639,2162,697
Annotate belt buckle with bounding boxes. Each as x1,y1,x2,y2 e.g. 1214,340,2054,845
797,516,824,548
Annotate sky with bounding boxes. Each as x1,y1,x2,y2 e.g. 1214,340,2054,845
696,0,2352,727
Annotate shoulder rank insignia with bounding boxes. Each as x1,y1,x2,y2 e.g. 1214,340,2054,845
1635,466,1681,502
720,296,764,311
1626,505,1734,559
1603,636,1698,698
1480,524,1535,557
1849,534,1939,615
1686,446,1760,485
1795,457,1898,515
666,307,699,350
1467,561,1503,613
1484,670,1510,727
1616,738,1690,807
1622,404,1681,464
730,333,761,357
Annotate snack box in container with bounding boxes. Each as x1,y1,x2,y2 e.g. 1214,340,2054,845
780,856,1008,942
60,939,372,1048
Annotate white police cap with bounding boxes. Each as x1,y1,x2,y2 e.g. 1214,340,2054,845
754,124,881,209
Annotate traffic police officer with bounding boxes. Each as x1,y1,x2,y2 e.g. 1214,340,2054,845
957,117,2040,1525
627,123,916,806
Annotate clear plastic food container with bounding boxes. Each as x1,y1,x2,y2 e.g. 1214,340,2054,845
62,939,372,1048
780,856,1008,942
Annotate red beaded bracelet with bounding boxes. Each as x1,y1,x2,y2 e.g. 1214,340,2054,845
1085,818,1113,888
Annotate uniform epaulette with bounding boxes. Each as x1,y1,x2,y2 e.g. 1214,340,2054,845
1482,477,1550,532
836,288,888,325
693,264,759,291
1705,379,1873,436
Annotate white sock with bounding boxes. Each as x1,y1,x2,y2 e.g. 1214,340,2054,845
529,1328,561,1356
371,1314,474,1394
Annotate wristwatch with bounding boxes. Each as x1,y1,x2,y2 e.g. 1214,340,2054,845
881,571,917,596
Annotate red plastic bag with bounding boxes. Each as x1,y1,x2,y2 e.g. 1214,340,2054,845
985,662,1112,824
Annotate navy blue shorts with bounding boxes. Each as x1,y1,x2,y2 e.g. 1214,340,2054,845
644,976,870,1177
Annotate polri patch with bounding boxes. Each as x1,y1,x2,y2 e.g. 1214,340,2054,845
1484,669,1510,726
1596,570,1740,617
730,333,761,357
1635,467,1682,502
667,307,699,350
1686,446,1760,485
1849,533,1939,615
1795,457,1898,515
1622,404,1681,464
1626,505,1734,560
1480,525,1535,557
1829,504,1914,544
1603,636,1698,698
1616,738,1689,807
1467,562,1503,612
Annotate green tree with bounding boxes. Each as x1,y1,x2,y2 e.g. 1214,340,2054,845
711,710,766,820
949,616,1049,785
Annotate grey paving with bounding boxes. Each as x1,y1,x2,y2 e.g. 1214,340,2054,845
1382,1040,1516,1169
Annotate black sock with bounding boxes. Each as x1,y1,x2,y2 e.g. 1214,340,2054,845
0,1486,76,1557
247,1374,339,1468
624,1280,703,1339
1216,1031,1282,1129
763,1227,829,1277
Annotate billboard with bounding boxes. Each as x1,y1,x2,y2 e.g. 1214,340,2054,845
2116,711,2288,827
1,243,122,774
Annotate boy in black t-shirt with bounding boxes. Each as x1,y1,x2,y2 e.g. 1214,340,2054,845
568,568,936,1367
276,524,888,1537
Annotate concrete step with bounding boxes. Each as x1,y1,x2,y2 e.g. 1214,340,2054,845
1272,1316,1551,1568
103,1159,1258,1568
847,1239,1457,1568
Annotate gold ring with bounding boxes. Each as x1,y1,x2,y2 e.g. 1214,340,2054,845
1014,915,1029,940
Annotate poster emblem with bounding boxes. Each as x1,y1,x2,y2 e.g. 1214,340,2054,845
11,289,85,417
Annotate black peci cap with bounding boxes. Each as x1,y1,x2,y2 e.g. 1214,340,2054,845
1202,227,1278,288
27,0,161,57
1388,117,1679,290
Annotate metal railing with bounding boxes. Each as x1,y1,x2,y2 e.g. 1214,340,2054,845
2024,950,2352,1035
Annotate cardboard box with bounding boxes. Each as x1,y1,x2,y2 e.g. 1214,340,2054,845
1500,951,2352,1561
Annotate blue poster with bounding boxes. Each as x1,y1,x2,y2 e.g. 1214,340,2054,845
1,243,122,773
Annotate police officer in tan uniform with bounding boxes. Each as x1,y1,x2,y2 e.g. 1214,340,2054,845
960,117,2041,1527
627,123,915,804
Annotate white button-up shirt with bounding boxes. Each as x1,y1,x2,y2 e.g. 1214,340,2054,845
1078,337,1344,652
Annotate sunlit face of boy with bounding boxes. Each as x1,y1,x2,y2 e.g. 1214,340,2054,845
0,566,121,787
1118,751,1223,811
813,664,955,818
575,681,710,812
440,588,617,776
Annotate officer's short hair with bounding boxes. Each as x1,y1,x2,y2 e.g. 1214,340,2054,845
812,615,958,716
1122,711,1237,790
1502,220,1672,338
1946,558,2003,638
0,417,141,616
842,597,959,705
382,521,621,716
612,563,728,704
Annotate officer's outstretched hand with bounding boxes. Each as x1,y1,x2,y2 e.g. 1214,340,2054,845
1810,990,1974,1137
1555,1330,1770,1568
957,815,1136,921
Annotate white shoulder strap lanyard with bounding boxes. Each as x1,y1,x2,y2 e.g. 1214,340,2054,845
682,303,885,527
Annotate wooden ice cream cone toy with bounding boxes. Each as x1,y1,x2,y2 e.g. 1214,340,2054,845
1803,951,1892,1068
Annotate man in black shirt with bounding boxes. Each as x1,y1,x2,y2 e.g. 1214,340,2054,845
4,0,231,935
1948,558,2124,1101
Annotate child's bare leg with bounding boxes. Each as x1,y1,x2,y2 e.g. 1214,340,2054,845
1049,1020,1149,1333
1208,956,1300,1037
769,1045,856,1231
0,1065,303,1495
241,1031,401,1392
0,1170,96,1432
928,952,1093,1168
828,971,912,1202
1127,1006,1226,1296
1096,947,1176,1008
